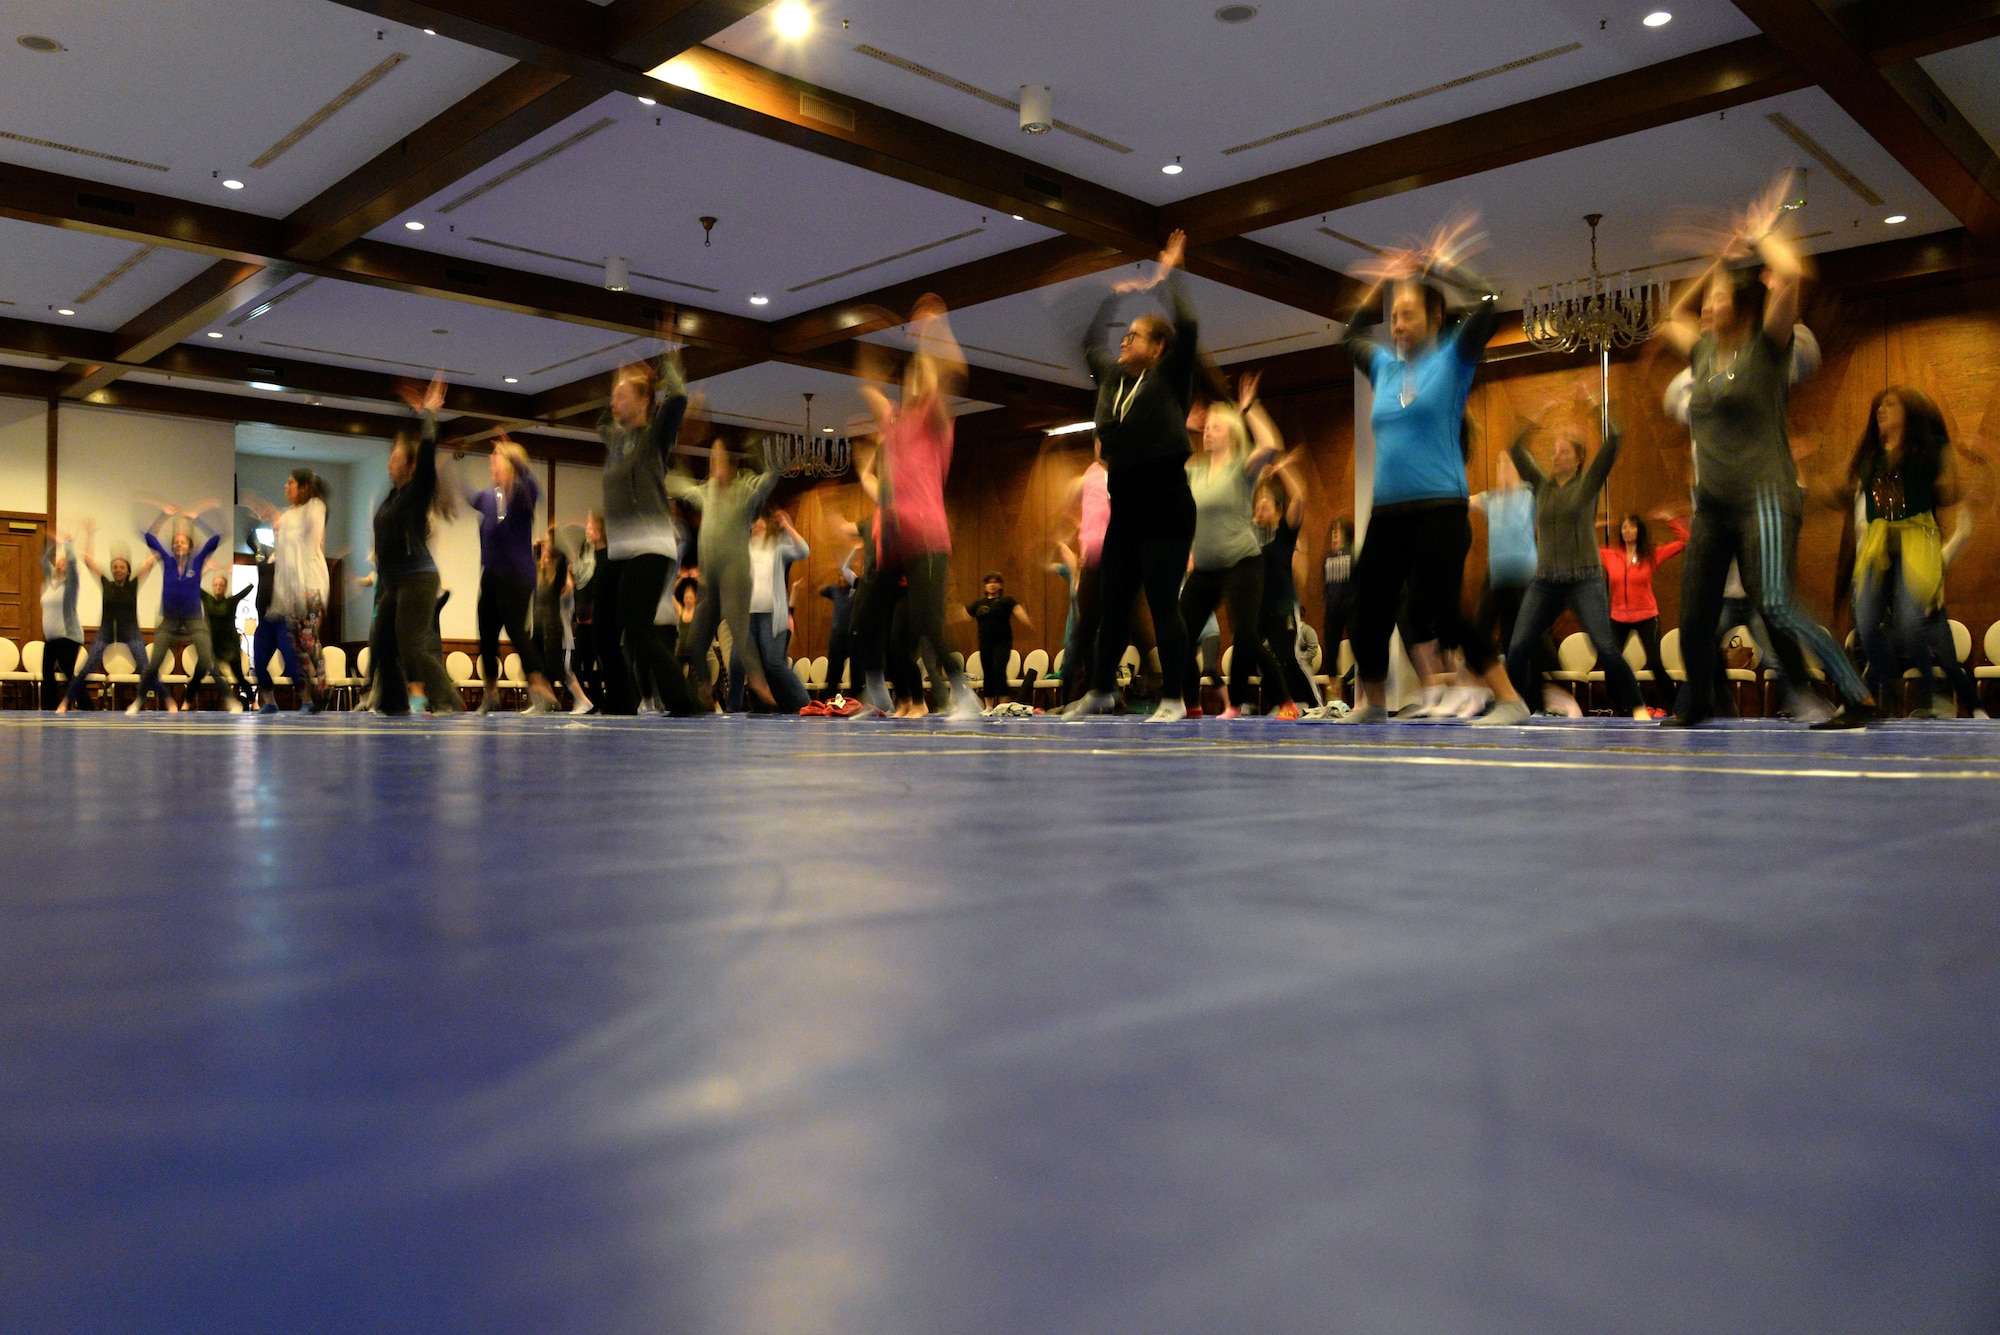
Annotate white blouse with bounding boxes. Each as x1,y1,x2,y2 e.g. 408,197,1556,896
271,497,329,617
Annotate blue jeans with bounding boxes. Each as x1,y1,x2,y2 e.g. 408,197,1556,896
253,616,303,692
1853,547,1931,700
1506,574,1642,715
727,612,809,712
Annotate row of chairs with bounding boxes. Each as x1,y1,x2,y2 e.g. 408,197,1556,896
0,638,377,710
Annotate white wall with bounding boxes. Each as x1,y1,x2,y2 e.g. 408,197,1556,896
56,404,236,628
0,395,46,515
551,461,601,531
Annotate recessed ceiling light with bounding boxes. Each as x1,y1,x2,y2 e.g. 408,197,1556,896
222,179,245,190
1011,214,1024,221
773,1,812,40
206,331,224,339
749,293,770,306
404,220,425,231
1884,213,1908,224
821,426,834,433
1162,156,1184,175
637,96,656,105
249,381,284,392
1214,4,1258,22
1643,10,1672,26
422,28,436,36
56,308,75,316
503,376,519,384
17,34,65,53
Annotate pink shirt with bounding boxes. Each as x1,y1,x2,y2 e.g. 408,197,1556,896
879,396,954,559
1079,462,1110,567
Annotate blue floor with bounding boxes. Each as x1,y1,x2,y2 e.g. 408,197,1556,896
4,712,1998,1334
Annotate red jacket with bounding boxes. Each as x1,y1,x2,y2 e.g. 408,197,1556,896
1600,519,1688,622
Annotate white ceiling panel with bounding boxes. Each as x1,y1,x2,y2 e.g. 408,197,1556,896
367,92,1062,319
0,0,511,216
860,268,1342,389
707,0,1759,204
1920,37,2000,160
1249,87,1957,301
0,216,220,330
691,358,995,437
237,422,391,462
186,276,673,394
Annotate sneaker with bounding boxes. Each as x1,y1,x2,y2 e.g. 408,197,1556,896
1810,702,1879,731
946,686,985,722
1334,703,1390,724
1145,698,1188,723
258,702,280,715
1471,698,1531,727
1270,702,1302,721
475,697,498,716
298,700,320,715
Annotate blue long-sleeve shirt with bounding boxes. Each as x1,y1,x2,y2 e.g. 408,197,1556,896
466,468,541,586
145,529,219,620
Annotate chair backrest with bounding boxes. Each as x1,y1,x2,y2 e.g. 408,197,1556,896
1949,619,1971,664
356,645,372,678
1117,644,1139,684
965,650,984,683
1557,631,1596,674
1007,648,1022,681
1985,620,2000,669
503,652,525,683
1621,631,1647,672
266,651,290,683
103,642,137,676
1023,648,1049,678
1722,625,1761,668
321,644,347,681
809,655,828,687
1051,648,1064,676
183,644,202,674
22,639,44,675
1660,627,1683,675
446,650,474,681
0,637,16,673
1220,644,1234,678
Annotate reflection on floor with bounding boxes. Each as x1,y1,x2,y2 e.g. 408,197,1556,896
4,713,1998,1334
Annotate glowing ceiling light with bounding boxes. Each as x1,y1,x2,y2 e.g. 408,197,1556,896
637,96,656,105
503,376,519,384
249,381,284,392
1643,11,1672,26
1043,421,1095,436
56,308,75,316
1884,213,1908,224
773,1,812,40
404,220,425,231
222,179,244,190
749,293,770,306
206,331,224,339
1162,156,1183,175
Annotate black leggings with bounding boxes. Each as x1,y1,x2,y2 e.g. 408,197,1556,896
856,551,961,700
1258,606,1320,706
1093,497,1195,701
614,554,697,715
1613,616,1670,706
478,572,543,684
1350,501,1470,683
43,637,80,709
1179,556,1287,707
1469,580,1544,679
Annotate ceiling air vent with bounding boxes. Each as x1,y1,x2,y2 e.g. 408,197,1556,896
76,191,136,217
442,266,491,288
1023,173,1063,200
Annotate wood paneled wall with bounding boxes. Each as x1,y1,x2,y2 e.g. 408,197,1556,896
773,276,2000,666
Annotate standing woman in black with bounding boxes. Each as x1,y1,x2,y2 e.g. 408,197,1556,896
370,374,462,715
1068,229,1199,723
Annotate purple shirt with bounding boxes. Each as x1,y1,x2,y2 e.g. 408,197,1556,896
468,470,540,586
146,530,220,620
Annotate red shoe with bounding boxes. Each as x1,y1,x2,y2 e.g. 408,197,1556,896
1185,706,1204,719
1271,702,1302,721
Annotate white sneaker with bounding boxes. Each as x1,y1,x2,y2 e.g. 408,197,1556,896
1145,698,1188,723
1472,698,1532,727
522,698,553,716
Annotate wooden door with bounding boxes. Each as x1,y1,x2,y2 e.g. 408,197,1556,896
0,519,46,643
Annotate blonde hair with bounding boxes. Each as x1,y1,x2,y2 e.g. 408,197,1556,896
493,438,531,484
1204,401,1251,454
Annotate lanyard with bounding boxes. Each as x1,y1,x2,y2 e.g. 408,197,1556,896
1113,372,1145,421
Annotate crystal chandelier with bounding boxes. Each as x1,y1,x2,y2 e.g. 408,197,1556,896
765,392,852,479
1522,214,1664,438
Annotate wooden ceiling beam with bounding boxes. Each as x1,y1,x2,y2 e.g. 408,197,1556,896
1731,0,2000,248
54,260,299,401
1855,0,2000,66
